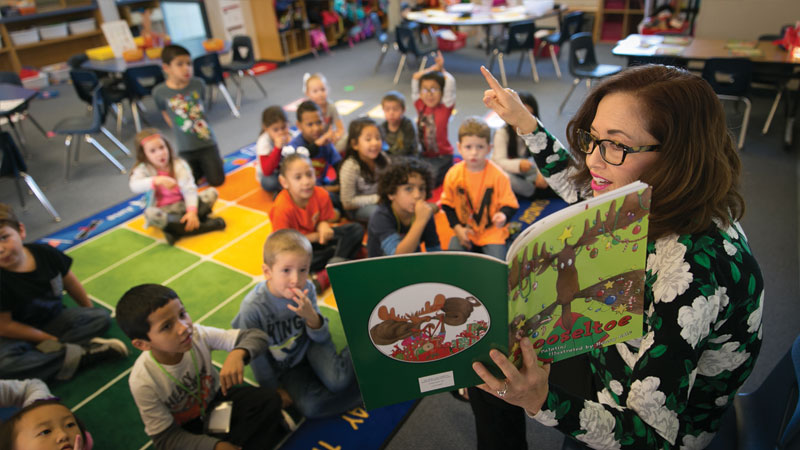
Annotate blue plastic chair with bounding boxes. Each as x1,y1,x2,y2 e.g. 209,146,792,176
393,22,438,85
51,86,130,180
123,64,165,132
539,11,584,79
702,58,753,150
558,32,622,114
0,131,60,222
706,333,800,449
488,20,540,86
193,53,240,118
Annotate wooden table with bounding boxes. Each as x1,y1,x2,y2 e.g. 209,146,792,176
0,83,41,153
612,34,800,149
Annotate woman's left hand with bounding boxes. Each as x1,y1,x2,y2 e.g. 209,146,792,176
472,336,551,415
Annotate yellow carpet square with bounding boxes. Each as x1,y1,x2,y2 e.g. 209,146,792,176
176,204,269,255
213,222,273,276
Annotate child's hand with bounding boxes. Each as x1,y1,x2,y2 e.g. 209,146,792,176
454,224,473,250
180,211,200,232
317,222,335,244
519,159,533,173
275,130,291,148
434,50,445,70
219,348,247,396
414,200,435,223
73,434,84,450
154,175,177,189
492,212,507,228
315,129,333,146
287,287,323,329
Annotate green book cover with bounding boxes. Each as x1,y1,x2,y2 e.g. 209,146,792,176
328,182,651,410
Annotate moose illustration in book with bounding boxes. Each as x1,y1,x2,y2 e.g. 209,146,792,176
508,188,651,354
369,293,489,362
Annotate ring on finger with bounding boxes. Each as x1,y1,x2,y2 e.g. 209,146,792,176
496,380,508,398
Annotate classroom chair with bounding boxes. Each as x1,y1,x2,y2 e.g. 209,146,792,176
487,20,540,86
755,26,797,136
221,35,268,109
193,53,240,118
701,58,752,150
706,333,800,449
70,70,130,136
558,32,622,114
0,131,60,222
371,12,398,73
51,86,130,180
537,11,584,79
123,65,165,132
393,22,439,85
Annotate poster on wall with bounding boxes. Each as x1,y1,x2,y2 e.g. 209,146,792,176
219,0,246,40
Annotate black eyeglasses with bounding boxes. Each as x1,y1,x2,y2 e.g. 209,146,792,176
576,129,660,166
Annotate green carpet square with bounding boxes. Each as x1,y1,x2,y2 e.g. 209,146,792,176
167,262,254,320
84,245,200,307
67,228,156,280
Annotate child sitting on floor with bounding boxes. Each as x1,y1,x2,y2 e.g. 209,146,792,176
117,284,286,450
440,117,518,260
303,72,347,152
232,229,362,419
256,105,292,195
367,157,440,257
339,117,390,223
0,204,128,383
412,50,456,186
129,129,226,245
491,90,548,198
270,152,364,275
0,399,93,450
380,91,419,156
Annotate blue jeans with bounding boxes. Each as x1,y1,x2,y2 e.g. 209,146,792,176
279,339,362,419
0,307,111,381
259,174,281,193
448,236,507,260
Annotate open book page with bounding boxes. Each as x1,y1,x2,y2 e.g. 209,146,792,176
327,252,508,410
505,182,651,364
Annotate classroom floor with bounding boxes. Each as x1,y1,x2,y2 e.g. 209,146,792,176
3,33,799,450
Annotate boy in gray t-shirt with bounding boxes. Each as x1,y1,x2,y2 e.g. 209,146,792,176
152,45,225,186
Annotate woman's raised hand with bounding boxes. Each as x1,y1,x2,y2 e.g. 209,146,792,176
481,66,539,135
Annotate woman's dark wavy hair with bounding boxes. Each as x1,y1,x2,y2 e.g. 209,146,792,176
565,64,744,239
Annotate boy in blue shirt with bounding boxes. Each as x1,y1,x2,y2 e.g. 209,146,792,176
232,229,361,418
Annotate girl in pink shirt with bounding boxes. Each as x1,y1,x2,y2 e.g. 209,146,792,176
129,128,225,245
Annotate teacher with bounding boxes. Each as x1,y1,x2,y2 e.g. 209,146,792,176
470,65,764,449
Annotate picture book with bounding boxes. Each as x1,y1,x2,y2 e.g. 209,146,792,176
327,182,651,410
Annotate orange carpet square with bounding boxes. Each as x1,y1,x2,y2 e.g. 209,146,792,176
217,165,260,201
177,204,269,255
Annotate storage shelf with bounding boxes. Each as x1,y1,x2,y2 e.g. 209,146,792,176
14,30,103,51
0,4,97,24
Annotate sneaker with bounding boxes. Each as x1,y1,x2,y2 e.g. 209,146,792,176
164,230,178,246
79,337,129,369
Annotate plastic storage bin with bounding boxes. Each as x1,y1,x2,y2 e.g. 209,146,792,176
21,71,49,89
10,28,40,46
39,23,68,40
68,18,96,35
42,62,70,84
86,45,114,60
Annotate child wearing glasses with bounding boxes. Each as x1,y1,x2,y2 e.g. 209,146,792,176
412,50,455,187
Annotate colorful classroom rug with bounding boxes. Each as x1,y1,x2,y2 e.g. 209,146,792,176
37,128,566,450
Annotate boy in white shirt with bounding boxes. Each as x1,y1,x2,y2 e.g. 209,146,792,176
117,284,285,450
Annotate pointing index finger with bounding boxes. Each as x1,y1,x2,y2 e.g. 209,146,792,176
480,66,504,94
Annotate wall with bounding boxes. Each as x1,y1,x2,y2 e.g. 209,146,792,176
694,0,799,40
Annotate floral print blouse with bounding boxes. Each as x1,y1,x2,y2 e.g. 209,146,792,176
520,122,764,449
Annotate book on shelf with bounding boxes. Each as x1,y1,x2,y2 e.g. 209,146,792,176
328,182,651,410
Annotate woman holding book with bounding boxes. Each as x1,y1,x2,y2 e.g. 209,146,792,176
469,65,763,449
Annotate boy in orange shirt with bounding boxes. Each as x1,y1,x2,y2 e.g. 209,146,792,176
440,118,518,260
269,151,363,275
